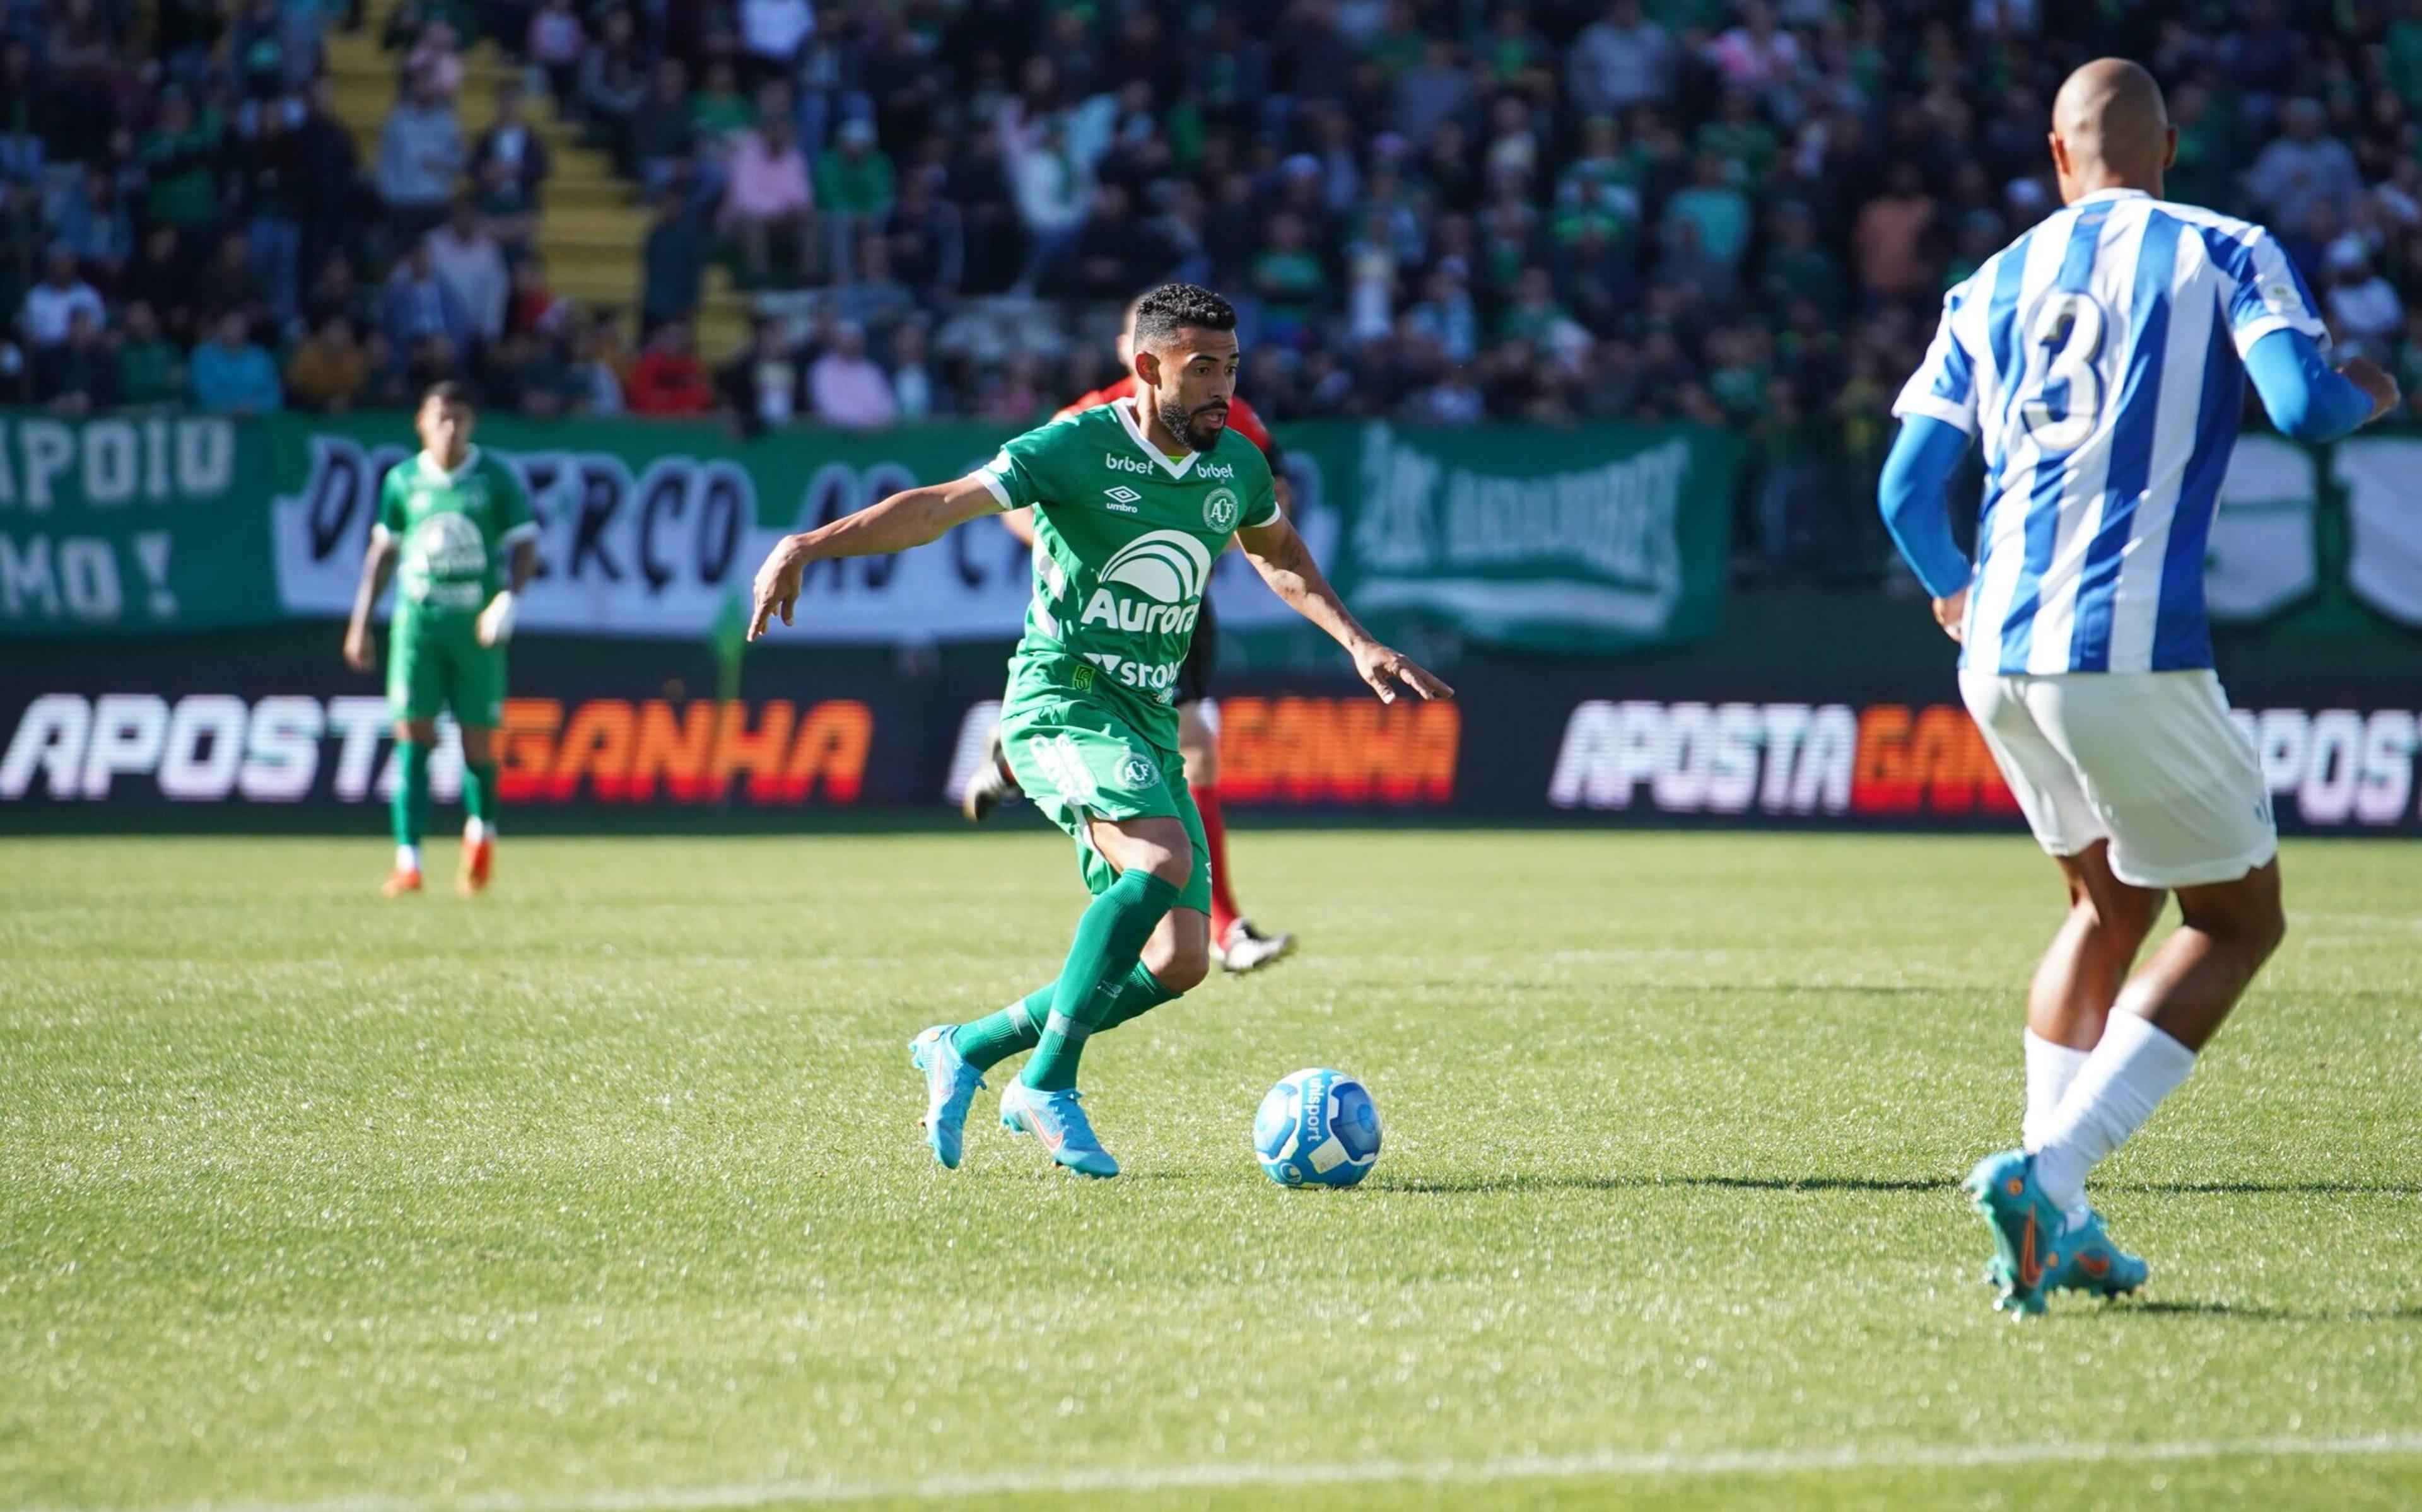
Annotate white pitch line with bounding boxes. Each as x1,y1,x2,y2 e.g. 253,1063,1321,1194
46,1431,2422,1512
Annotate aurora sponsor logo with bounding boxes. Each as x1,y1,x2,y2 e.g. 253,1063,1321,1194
1080,530,1212,634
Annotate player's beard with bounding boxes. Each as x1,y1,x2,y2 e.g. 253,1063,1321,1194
1159,396,1228,453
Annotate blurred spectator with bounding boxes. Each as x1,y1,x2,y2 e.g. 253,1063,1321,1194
129,228,201,346
295,78,366,283
189,311,283,414
723,110,817,288
377,77,465,248
831,235,917,334
238,104,306,328
286,313,374,410
406,19,467,100
56,170,132,288
20,248,105,352
116,302,185,407
2245,98,2364,238
632,61,698,199
718,317,803,431
33,308,119,413
1000,107,1091,297
626,317,711,412
473,159,538,261
1661,154,1752,281
1709,1,1804,105
507,255,562,336
809,320,897,428
381,240,471,353
2326,241,2404,360
817,118,896,280
474,82,553,202
427,200,509,342
976,351,1043,422
579,8,649,174
739,0,814,86
890,322,937,419
641,187,706,327
1569,1,1673,118
1853,162,1938,304
527,0,587,105
141,89,225,233
195,229,270,330
881,168,964,308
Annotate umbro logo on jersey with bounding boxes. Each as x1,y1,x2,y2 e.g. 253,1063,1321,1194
1104,486,1142,511
1104,452,1155,475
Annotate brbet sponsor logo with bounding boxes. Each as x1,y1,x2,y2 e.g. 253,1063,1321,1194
1,693,872,805
1550,701,1859,815
1104,452,1155,476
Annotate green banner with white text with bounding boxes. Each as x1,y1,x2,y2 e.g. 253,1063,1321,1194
0,414,277,634
1287,420,1738,654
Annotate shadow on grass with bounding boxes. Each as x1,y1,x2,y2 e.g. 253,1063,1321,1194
2109,1180,2422,1197
1374,1173,1944,1196
2124,1298,2422,1323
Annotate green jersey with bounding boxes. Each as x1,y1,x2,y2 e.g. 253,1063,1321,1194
980,400,1280,747
375,447,537,617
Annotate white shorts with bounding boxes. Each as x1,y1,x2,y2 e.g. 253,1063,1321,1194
1958,668,2278,890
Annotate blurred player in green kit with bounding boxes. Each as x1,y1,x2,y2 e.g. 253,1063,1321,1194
746,284,1452,1178
343,382,539,897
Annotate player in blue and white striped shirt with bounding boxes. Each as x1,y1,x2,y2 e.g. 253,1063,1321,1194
1877,59,2398,1316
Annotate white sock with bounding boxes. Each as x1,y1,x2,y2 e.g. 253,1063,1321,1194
464,817,490,844
2032,1013,2197,1220
2021,1030,2092,1152
396,843,422,873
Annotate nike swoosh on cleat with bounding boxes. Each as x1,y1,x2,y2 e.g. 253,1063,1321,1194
2080,1252,2111,1278
2016,1213,2044,1291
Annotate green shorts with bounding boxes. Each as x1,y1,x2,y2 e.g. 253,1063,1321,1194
387,608,506,726
1000,687,1213,916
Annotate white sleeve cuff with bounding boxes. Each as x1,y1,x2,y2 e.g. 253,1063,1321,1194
498,521,541,545
370,523,395,548
2232,312,2331,359
976,468,1013,510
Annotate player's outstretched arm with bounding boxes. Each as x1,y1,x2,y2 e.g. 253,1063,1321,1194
342,533,397,672
1877,415,1977,643
749,472,1003,640
1236,515,1453,704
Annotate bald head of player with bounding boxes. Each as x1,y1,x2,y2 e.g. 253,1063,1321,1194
2049,58,2177,204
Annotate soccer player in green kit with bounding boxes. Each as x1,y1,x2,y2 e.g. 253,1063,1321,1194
343,382,538,898
747,284,1451,1177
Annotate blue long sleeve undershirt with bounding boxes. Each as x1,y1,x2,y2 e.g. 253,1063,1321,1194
1876,328,2375,601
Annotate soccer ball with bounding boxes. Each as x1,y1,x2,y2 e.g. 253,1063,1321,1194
1253,1068,1381,1188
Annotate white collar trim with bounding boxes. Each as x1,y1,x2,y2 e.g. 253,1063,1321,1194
1115,396,1196,479
419,445,481,484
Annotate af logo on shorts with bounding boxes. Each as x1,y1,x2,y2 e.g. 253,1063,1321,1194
1118,752,1159,788
1202,487,1241,532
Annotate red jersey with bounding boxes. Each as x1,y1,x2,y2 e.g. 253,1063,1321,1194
1054,376,1279,460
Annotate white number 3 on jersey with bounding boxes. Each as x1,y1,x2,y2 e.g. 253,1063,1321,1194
2018,291,2109,453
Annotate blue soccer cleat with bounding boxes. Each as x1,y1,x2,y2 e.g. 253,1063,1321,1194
998,1082,1119,1178
2047,1209,2150,1300
909,1025,984,1170
1964,1149,2067,1316
1967,1150,2151,1313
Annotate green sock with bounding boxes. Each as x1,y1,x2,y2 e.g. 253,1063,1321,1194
1095,962,1179,1033
953,983,1053,1073
954,963,1179,1074
463,760,499,833
1021,869,1183,1091
392,740,430,851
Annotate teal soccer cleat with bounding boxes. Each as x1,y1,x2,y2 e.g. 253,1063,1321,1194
909,1025,984,1170
998,1082,1119,1178
1965,1150,2151,1313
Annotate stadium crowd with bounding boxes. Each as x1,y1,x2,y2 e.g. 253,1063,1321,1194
6,1,2422,564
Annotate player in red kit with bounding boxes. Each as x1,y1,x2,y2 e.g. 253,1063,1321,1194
960,297,1297,973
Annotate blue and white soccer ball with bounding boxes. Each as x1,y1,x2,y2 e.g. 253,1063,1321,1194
1253,1068,1381,1188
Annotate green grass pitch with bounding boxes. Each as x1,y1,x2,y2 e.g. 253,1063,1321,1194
5,830,2421,1511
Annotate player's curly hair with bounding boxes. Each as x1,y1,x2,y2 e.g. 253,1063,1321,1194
1131,284,1237,352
